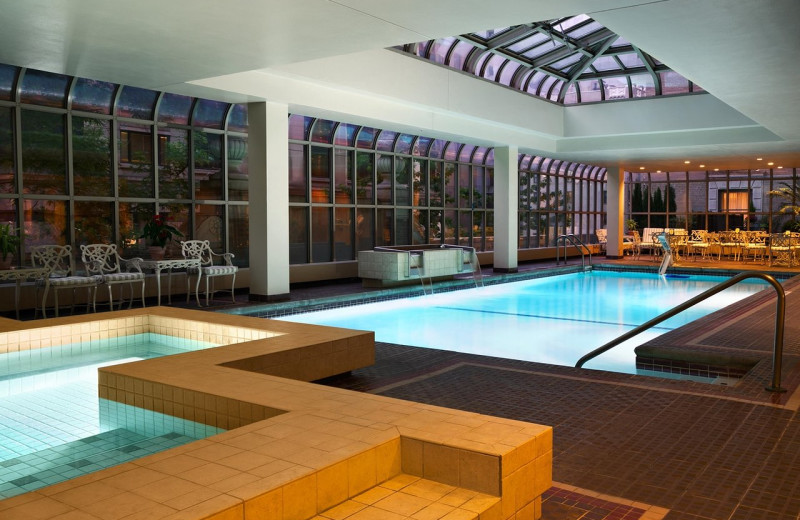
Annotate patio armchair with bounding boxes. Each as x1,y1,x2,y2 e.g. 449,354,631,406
769,233,798,267
687,230,710,260
80,244,146,310
180,240,238,305
623,230,642,259
742,232,768,263
30,244,103,318
595,228,607,252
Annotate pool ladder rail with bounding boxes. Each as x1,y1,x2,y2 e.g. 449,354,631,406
410,245,484,296
574,271,787,393
556,234,592,269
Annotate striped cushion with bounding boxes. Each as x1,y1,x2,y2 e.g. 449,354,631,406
48,275,102,287
202,266,238,276
103,272,145,283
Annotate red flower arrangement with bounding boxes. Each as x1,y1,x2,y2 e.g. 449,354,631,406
140,214,183,248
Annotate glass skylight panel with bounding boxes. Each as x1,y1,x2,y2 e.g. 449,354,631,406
556,14,590,32
333,123,357,146
551,53,582,72
310,119,336,143
443,142,459,161
523,40,563,59
538,76,557,97
413,136,433,156
482,55,506,80
227,104,248,133
428,139,445,159
579,80,603,102
429,37,455,64
617,53,645,69
458,144,476,162
448,41,474,70
563,83,578,104
567,21,604,39
526,71,547,93
116,86,158,119
408,41,428,57
506,32,549,54
288,114,312,140
514,69,534,89
396,134,414,154
591,55,622,72
549,80,564,101
498,61,521,85
610,36,631,48
660,71,689,94
472,27,511,40
192,99,228,129
603,77,630,99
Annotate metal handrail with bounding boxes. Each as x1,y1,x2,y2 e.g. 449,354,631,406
556,234,592,268
574,271,787,392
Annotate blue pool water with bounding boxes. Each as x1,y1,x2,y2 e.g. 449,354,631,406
0,333,223,499
281,271,766,374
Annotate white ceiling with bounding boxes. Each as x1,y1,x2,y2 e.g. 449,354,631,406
0,0,797,172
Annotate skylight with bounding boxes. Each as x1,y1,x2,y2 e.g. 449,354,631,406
395,14,703,105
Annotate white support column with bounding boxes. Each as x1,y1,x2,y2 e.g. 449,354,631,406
248,101,290,300
493,146,518,272
606,166,624,258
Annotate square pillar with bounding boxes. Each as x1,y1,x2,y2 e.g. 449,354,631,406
493,146,518,272
606,166,624,258
248,101,290,300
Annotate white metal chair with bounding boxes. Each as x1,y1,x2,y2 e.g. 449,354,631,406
30,244,103,318
180,240,238,305
80,244,146,310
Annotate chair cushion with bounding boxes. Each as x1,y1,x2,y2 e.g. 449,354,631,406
48,275,102,287
201,266,238,276
103,272,145,283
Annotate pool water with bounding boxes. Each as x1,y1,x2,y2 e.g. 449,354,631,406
0,333,223,499
280,271,765,374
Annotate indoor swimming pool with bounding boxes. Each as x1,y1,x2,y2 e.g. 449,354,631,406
280,270,766,374
0,333,223,499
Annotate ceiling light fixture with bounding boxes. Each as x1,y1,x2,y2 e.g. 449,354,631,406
757,157,763,161
684,160,690,164
768,162,774,166
639,166,645,170
714,168,719,171
699,164,705,168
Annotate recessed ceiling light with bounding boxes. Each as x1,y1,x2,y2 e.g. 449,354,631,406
639,166,645,170
684,160,690,164
699,164,705,168
778,166,783,168
714,168,719,171
757,157,763,161
656,170,662,173
768,162,774,166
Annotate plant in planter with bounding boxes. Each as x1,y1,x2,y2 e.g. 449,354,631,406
0,222,20,267
624,218,638,234
140,214,183,259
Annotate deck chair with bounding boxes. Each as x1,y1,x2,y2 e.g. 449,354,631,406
595,229,607,252
181,240,238,305
80,244,146,310
30,244,103,318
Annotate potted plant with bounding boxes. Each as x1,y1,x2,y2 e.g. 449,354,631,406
140,214,183,260
0,222,20,269
624,218,638,235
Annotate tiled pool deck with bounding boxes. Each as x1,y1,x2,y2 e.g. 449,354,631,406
209,258,800,520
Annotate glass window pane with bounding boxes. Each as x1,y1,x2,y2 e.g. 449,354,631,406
376,208,393,246
0,108,14,194
603,77,629,100
228,136,248,201
22,110,66,195
0,64,19,101
376,154,392,205
486,168,494,209
194,132,223,200
395,157,411,206
118,122,154,198
459,211,472,247
617,53,645,69
356,208,373,251
289,207,308,264
71,78,116,114
116,86,158,119
312,207,332,262
73,117,112,197
591,56,621,72
443,142,459,161
157,93,194,125
395,134,414,155
630,74,655,98
429,209,442,243
444,163,456,208
429,37,455,64
334,207,354,261
413,159,427,206
376,131,397,152
507,33,548,53
413,137,432,157
395,208,411,245
356,127,378,149
0,199,17,259
229,204,249,267
356,152,373,204
192,99,228,129
227,104,248,133
448,41,474,70
459,165,470,208
118,202,153,257
74,201,114,249
473,167,485,208
482,55,505,80
429,139,445,159
444,210,456,244
334,149,353,204
660,71,689,95
333,123,357,146
563,83,579,104
158,128,190,199
289,143,307,203
19,69,70,108
310,119,335,143
459,145,475,163
429,161,443,206
288,114,312,140
310,146,331,203
24,199,68,247
193,203,223,252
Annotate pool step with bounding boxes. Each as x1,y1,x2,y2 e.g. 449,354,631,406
0,428,196,499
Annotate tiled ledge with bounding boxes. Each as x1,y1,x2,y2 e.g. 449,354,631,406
0,307,553,520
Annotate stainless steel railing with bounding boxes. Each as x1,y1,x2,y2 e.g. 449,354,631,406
556,234,592,269
574,271,787,392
